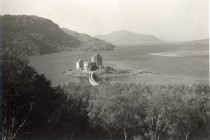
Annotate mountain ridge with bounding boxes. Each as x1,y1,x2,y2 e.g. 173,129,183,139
185,38,209,45
0,15,114,56
95,30,164,46
1,15,83,55
62,28,115,51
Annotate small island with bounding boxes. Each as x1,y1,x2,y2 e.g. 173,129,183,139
63,53,152,86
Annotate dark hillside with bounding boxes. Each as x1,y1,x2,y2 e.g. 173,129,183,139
0,15,82,55
62,28,115,51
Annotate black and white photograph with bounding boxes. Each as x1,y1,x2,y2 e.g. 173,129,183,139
0,0,209,140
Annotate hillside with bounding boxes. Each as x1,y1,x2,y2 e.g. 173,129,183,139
95,30,164,46
185,38,209,45
0,15,83,55
62,28,115,51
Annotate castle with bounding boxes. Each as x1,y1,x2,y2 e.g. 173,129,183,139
76,53,103,71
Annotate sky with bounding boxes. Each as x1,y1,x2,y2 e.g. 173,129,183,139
0,0,209,41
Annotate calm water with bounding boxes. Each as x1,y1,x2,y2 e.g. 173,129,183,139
29,44,209,86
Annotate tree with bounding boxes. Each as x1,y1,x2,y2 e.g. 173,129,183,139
46,83,98,140
88,84,148,140
1,54,66,139
88,84,210,140
144,85,210,140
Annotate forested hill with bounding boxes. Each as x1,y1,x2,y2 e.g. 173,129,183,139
0,15,85,55
62,28,115,51
0,15,83,55
0,15,114,56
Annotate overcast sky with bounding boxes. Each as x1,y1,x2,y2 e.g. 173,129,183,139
0,0,209,41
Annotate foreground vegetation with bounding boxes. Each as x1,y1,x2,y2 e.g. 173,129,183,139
1,54,210,140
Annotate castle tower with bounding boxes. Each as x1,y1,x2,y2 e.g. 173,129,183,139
91,53,102,67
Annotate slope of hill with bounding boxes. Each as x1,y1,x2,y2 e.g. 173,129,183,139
62,28,115,51
185,39,209,45
0,15,83,55
95,30,164,46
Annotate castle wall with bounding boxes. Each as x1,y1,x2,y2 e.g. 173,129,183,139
76,60,84,70
76,53,103,71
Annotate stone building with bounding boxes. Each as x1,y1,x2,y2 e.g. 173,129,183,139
83,62,89,70
76,53,103,71
76,59,84,70
83,62,97,71
91,53,103,67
